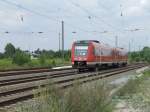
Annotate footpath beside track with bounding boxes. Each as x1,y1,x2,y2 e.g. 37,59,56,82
0,63,148,107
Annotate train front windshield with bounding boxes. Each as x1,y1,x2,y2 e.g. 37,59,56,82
75,46,88,56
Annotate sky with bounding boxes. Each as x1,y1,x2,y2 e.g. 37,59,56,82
0,0,150,52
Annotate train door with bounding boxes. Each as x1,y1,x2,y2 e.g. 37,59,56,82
112,50,115,62
112,49,119,67
93,45,101,71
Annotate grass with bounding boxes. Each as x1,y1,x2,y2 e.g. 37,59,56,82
0,58,70,70
116,70,150,97
114,70,150,111
0,59,20,70
15,82,115,112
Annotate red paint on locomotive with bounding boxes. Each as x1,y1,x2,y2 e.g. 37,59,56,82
71,40,128,70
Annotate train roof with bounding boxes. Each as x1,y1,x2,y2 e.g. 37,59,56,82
74,40,127,51
75,40,100,44
114,47,128,53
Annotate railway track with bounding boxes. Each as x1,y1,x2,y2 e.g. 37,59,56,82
0,67,73,77
0,63,148,107
0,64,143,87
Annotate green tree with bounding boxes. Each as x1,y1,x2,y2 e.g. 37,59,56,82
130,46,150,63
54,51,61,57
0,53,4,59
5,43,16,58
142,47,150,62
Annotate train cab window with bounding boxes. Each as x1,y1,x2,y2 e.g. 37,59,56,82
75,46,88,56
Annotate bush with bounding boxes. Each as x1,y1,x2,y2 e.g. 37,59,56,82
27,59,41,67
12,51,31,66
39,54,46,65
115,71,150,112
116,78,141,97
135,57,140,62
51,60,56,66
116,70,150,97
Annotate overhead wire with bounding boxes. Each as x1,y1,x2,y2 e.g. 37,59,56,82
0,0,131,48
66,0,128,46
1,0,146,35
0,0,113,41
0,0,64,35
66,0,130,46
68,0,148,49
67,1,141,42
68,0,123,32
0,0,60,23
0,0,108,35
0,0,116,39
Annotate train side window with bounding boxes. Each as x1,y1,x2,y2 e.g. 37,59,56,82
95,48,99,56
102,49,111,56
101,51,103,55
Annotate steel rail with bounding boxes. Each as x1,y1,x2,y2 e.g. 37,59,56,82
0,67,73,77
0,64,145,87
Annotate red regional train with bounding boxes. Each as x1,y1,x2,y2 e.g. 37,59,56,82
71,40,128,71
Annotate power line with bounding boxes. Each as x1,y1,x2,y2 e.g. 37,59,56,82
67,1,145,47
0,0,130,47
1,0,147,35
28,1,108,31
0,0,60,23
68,1,130,47
0,31,59,35
0,0,109,35
68,0,122,32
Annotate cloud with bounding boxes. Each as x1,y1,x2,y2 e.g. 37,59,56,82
125,6,143,16
74,0,99,8
0,9,30,30
122,0,150,16
140,0,147,6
